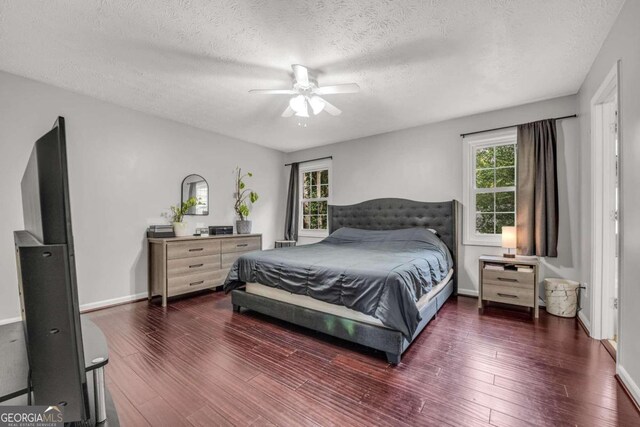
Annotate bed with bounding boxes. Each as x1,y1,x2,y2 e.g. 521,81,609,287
224,198,461,364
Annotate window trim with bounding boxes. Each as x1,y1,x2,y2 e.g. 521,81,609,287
298,159,332,238
462,128,517,246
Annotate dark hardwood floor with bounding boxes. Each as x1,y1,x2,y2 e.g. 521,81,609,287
87,293,640,426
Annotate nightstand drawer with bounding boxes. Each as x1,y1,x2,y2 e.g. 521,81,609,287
483,269,534,289
483,283,534,307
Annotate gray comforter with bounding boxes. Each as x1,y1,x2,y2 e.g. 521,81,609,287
224,227,453,338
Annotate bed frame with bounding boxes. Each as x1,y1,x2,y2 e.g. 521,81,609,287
231,198,462,364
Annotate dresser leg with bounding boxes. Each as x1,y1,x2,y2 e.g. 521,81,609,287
162,294,167,307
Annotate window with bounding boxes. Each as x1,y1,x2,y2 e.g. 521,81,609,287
299,160,331,236
463,128,517,245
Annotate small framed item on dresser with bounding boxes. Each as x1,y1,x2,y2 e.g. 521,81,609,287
478,255,540,318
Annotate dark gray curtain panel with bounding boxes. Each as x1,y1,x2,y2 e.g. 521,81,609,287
516,119,559,257
284,162,299,241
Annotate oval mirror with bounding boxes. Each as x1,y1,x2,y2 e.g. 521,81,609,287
181,174,209,215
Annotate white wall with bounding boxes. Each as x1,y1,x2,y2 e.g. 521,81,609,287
285,95,580,298
577,0,640,404
0,71,285,322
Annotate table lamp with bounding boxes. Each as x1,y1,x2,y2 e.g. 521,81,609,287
501,226,517,258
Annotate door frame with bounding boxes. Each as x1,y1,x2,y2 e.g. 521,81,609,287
589,61,620,340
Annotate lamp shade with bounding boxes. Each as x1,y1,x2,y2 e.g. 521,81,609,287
501,226,517,249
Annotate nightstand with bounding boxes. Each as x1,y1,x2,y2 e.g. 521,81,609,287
478,255,540,318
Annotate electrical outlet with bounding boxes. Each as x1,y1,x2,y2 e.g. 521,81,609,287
582,282,589,298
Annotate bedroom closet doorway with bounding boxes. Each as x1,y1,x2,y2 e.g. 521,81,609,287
590,62,620,348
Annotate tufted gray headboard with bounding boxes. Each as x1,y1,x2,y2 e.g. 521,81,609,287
328,198,462,293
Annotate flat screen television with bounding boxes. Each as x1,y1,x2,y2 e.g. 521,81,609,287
14,116,90,422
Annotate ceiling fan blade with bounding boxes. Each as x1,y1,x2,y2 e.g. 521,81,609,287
319,97,342,116
292,64,309,86
249,89,296,95
282,106,295,117
314,83,360,95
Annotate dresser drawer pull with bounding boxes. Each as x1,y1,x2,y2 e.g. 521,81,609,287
497,277,518,282
188,248,204,252
189,264,204,269
236,243,249,247
497,293,518,299
189,280,204,286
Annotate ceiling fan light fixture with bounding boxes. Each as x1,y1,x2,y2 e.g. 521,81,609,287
289,95,306,114
294,108,309,118
308,96,325,115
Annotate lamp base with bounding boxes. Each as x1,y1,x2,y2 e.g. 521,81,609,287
503,253,516,258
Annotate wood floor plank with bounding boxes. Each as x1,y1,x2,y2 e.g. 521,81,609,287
186,405,235,427
107,381,151,427
87,294,640,427
137,395,192,427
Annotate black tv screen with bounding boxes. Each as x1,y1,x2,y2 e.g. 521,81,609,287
15,117,89,422
21,117,74,246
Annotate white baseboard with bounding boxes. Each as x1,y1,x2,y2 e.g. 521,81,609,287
578,310,592,336
0,292,148,325
80,292,148,312
618,364,640,408
457,289,478,297
0,316,21,326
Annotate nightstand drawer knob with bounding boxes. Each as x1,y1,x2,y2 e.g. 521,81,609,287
498,277,518,282
497,293,518,299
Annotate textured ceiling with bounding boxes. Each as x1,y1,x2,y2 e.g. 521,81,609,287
0,0,624,152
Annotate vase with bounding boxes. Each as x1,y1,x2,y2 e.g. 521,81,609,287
236,220,252,234
173,221,190,237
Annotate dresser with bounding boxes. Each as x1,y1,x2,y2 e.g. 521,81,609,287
478,255,540,318
148,234,262,306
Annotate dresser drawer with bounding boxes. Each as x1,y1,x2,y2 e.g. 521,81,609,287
167,255,221,278
483,269,534,289
167,270,227,296
221,236,261,253
483,283,535,307
167,240,221,260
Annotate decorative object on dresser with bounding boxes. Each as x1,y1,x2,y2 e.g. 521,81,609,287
233,167,259,234
181,174,209,215
147,224,175,238
195,227,209,236
165,196,199,237
275,240,297,248
209,225,233,235
148,234,262,306
479,255,539,318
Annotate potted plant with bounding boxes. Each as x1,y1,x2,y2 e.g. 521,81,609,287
234,167,259,234
166,197,199,237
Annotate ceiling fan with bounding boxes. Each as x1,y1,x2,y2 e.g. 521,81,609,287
249,64,360,118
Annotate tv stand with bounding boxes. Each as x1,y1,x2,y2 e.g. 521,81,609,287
0,317,119,426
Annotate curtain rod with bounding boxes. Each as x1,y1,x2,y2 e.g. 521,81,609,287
460,114,577,138
285,155,333,167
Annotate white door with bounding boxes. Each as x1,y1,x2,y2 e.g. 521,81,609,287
601,96,619,342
